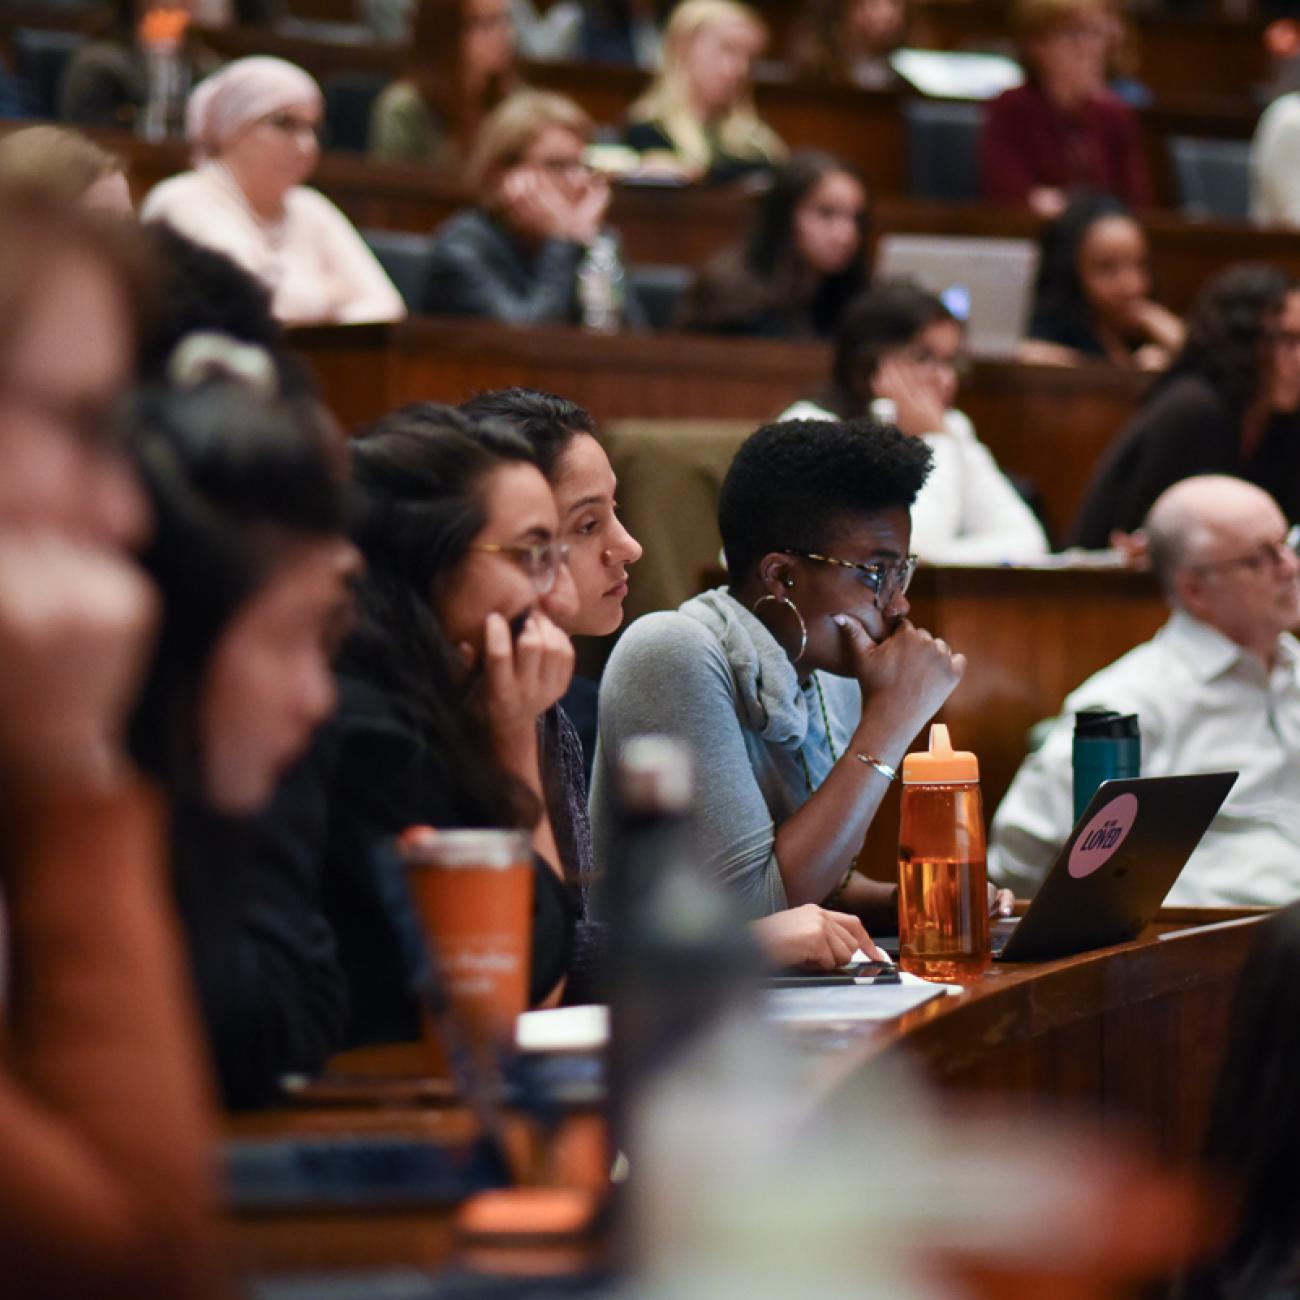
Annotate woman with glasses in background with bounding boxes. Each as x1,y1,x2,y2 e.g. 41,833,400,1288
592,418,1012,932
248,403,580,1046
1072,263,1300,549
784,280,1049,560
423,90,644,327
142,56,405,326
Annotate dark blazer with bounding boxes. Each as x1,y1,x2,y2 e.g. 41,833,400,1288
1070,373,1300,546
422,207,645,327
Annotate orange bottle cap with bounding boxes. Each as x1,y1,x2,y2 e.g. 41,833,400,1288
901,723,979,783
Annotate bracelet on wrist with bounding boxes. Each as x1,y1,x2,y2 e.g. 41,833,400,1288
854,751,899,782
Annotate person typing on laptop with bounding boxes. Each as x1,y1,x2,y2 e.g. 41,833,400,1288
990,475,1300,908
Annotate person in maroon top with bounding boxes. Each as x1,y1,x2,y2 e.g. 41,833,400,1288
979,0,1149,219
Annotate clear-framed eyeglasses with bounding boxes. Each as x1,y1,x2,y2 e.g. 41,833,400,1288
782,549,918,609
470,539,571,594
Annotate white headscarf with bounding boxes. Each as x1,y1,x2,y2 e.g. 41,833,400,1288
185,56,323,164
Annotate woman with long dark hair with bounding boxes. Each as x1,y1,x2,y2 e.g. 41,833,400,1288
250,404,579,1047
681,149,871,339
1071,263,1300,547
368,0,519,166
1021,192,1182,369
128,342,358,1109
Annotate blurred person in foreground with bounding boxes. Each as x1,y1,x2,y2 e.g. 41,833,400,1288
0,183,217,1297
991,475,1300,909
142,56,405,326
1020,192,1183,371
423,90,645,327
0,125,133,215
681,149,871,340
128,342,357,1109
1071,264,1300,548
783,281,1049,561
980,0,1149,218
623,0,787,184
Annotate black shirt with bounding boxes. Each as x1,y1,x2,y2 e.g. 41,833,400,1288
1070,373,1300,546
243,672,576,1048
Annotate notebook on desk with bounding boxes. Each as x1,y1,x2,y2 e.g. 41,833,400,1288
994,772,1237,961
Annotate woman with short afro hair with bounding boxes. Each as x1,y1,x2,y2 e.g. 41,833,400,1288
591,418,1008,933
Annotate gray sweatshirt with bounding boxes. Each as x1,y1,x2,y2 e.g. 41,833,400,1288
591,587,862,918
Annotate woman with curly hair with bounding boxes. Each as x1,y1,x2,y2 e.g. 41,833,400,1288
1070,263,1300,547
680,149,870,339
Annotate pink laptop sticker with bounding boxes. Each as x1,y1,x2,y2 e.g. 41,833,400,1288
1068,793,1140,879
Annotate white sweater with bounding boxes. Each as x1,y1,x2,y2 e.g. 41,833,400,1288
780,401,1049,564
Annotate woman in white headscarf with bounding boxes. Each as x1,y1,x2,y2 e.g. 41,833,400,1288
142,56,405,326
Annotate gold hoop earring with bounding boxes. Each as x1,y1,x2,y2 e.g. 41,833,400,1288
751,593,807,664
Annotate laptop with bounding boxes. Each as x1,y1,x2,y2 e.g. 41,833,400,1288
874,234,1039,358
993,772,1238,962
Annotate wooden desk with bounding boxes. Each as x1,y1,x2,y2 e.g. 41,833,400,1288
223,911,1255,1283
67,117,1300,317
287,322,1144,549
187,25,1264,207
846,909,1266,1164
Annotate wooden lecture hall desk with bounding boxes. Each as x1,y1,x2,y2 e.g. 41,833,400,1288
221,910,1260,1290
182,21,1263,209
0,117,1292,314
285,321,1147,545
64,118,1300,316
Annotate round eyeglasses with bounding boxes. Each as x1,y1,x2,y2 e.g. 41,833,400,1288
782,549,918,609
471,539,571,594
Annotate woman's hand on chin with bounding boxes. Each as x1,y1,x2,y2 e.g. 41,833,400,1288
836,614,965,751
482,609,575,747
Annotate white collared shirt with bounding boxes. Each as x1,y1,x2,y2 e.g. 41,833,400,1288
989,609,1300,907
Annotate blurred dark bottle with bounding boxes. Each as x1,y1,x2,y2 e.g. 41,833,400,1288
602,735,761,1174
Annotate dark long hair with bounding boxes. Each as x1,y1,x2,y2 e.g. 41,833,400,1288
343,402,540,828
458,387,597,480
686,150,871,339
1030,191,1135,345
822,279,955,417
128,373,346,796
403,0,517,155
1177,906,1300,1299
1155,263,1299,419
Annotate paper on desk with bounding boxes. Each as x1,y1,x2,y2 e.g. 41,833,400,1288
764,980,949,1024
850,949,965,998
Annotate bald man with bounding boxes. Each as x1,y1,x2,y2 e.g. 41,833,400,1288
990,475,1300,907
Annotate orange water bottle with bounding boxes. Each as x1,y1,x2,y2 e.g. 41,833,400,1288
897,723,990,982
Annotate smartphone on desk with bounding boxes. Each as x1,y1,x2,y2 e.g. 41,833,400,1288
767,961,901,989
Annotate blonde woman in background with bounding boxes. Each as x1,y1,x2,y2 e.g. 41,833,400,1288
624,0,786,184
142,56,405,326
0,126,133,215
